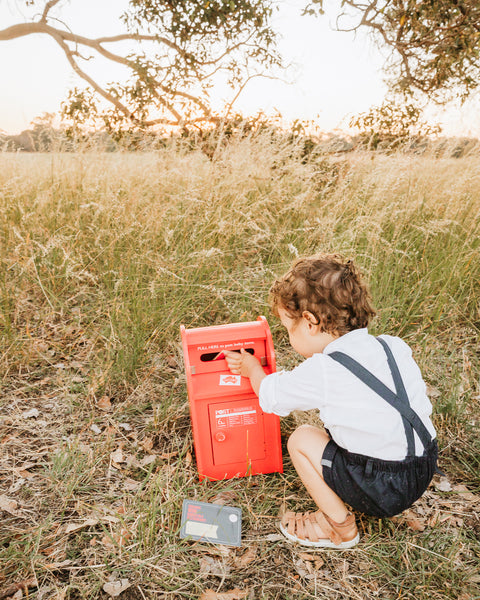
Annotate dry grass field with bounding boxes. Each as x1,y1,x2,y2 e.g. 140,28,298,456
0,136,479,599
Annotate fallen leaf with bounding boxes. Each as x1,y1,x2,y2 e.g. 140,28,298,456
111,447,125,464
166,355,177,369
0,494,19,515
8,479,26,494
65,518,99,534
141,437,154,453
44,560,72,569
199,588,249,600
100,523,129,549
426,384,441,399
298,552,322,564
263,533,284,542
158,451,178,460
139,455,156,467
90,424,102,435
114,528,131,547
453,484,480,503
427,511,441,527
97,396,112,412
101,515,120,524
103,579,131,597
211,490,237,506
0,578,37,599
208,545,232,558
15,469,34,479
199,556,230,577
434,477,452,492
236,546,257,568
185,451,193,466
124,478,141,491
406,517,426,532
293,557,315,579
101,535,115,549
22,408,40,419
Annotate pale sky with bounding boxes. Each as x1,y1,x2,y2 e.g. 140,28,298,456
0,0,479,136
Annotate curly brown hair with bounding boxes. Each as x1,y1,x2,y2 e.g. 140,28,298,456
269,254,376,336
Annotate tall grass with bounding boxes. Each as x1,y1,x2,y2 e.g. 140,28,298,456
0,138,479,599
1,143,478,381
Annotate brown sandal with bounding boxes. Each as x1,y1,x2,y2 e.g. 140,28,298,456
279,510,359,549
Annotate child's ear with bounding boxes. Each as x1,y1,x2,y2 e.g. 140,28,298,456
302,311,320,333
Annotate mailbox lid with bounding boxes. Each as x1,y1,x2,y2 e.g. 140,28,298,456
208,399,266,466
181,318,275,376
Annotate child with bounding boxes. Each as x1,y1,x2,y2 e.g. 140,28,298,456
225,253,438,549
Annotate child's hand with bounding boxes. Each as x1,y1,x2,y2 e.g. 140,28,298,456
224,349,267,396
224,349,261,379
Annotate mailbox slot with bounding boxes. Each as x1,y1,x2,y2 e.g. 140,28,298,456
189,339,267,376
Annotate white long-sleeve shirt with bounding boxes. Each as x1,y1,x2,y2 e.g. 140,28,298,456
259,328,436,460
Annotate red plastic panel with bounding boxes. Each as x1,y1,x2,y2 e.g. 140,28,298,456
209,399,266,466
180,317,283,480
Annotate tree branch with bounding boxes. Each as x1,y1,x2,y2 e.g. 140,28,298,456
0,5,279,128
41,0,63,23
51,32,138,123
0,22,183,57
0,20,213,124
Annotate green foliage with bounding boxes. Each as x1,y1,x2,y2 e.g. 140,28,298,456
1,1,280,132
350,100,441,150
316,0,480,101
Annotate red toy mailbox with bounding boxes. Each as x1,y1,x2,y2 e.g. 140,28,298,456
180,317,283,481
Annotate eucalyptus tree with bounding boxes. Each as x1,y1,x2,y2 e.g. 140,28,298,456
307,0,480,102
0,0,280,129
2,1,479,131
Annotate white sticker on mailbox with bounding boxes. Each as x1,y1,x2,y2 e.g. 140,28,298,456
215,406,257,428
219,374,241,386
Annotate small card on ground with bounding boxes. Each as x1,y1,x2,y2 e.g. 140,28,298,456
180,499,242,547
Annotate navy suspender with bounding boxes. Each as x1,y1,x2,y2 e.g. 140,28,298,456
376,337,416,457
328,337,433,457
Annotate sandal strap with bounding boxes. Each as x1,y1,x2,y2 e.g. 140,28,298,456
295,512,306,540
312,511,342,545
281,509,357,546
303,513,320,543
283,511,296,536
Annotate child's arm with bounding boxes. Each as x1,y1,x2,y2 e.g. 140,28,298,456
224,349,266,396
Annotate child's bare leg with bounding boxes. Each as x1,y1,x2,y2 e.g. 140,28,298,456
287,424,349,524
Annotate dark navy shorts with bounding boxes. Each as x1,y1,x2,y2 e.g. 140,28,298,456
321,439,438,518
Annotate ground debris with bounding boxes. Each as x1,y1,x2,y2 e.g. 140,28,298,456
199,588,250,600
0,578,37,600
103,579,131,597
0,495,19,516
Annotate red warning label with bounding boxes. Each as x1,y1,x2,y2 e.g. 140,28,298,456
215,406,257,429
